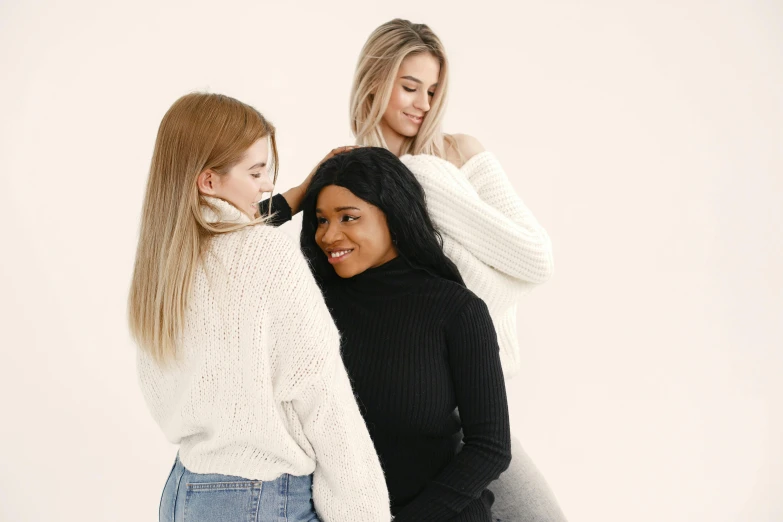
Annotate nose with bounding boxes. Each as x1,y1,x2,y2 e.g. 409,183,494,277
319,222,343,246
258,176,274,193
413,90,430,112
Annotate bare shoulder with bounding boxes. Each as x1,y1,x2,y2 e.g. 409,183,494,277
453,133,485,154
444,133,485,168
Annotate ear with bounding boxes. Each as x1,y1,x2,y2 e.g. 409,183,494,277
196,169,219,196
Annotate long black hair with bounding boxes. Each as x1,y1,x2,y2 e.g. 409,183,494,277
300,146,464,286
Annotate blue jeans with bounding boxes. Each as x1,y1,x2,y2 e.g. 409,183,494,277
159,455,321,522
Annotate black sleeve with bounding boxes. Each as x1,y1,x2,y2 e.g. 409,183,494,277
258,194,293,227
392,296,512,522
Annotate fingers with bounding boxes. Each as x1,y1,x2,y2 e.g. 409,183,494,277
317,146,358,168
311,146,360,180
329,145,359,156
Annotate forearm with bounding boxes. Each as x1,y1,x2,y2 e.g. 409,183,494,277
279,183,307,215
392,433,510,521
403,154,553,282
258,193,294,227
460,152,555,281
263,146,357,219
293,357,392,521
394,299,511,521
269,247,391,521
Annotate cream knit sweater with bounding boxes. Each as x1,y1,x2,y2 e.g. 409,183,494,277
400,152,555,377
137,197,391,521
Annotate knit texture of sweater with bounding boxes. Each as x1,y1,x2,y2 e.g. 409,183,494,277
264,151,554,378
136,197,391,522
319,257,512,521
261,194,511,520
399,152,555,377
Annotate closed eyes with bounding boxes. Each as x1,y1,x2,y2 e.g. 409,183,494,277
402,86,435,97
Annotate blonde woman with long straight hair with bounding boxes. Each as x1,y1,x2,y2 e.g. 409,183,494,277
349,19,565,522
128,92,390,522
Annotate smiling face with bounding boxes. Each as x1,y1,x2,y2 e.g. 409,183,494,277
198,138,274,218
379,52,441,154
315,185,397,278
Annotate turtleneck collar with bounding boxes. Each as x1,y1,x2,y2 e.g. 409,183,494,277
338,255,434,298
200,196,252,224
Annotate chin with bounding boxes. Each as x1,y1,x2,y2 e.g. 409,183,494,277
333,265,357,279
395,119,421,137
334,262,372,279
399,125,420,138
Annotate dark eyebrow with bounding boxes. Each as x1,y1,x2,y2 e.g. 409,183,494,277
315,206,361,213
400,75,439,87
248,162,266,170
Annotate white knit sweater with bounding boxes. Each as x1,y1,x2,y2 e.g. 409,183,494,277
400,152,555,377
136,197,391,521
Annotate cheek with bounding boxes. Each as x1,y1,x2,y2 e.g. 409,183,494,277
236,178,253,195
356,227,390,254
386,88,409,114
226,181,243,200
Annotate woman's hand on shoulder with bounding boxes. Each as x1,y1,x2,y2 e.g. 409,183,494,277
445,134,485,168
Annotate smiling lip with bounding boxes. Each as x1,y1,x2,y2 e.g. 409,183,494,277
326,249,354,264
403,112,423,124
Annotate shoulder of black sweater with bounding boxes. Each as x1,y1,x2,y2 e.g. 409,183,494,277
439,283,493,330
416,275,491,326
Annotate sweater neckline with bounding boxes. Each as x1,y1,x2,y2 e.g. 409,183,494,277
339,256,434,298
200,196,252,224
398,150,495,173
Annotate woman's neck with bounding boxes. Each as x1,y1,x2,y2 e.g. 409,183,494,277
379,121,405,157
379,125,449,160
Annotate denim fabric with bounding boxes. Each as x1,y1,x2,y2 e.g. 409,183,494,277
159,455,320,522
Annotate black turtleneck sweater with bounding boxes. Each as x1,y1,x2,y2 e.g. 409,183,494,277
261,195,512,521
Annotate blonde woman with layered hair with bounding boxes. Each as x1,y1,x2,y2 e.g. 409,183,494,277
129,92,390,522
350,19,567,522
349,20,451,157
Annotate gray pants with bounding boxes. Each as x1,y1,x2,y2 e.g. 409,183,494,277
456,430,567,521
488,434,568,521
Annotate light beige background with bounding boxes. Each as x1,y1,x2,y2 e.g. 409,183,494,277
1,1,781,521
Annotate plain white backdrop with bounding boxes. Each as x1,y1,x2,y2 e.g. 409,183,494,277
1,1,781,521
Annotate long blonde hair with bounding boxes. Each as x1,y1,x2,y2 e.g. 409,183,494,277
350,19,453,157
128,92,278,364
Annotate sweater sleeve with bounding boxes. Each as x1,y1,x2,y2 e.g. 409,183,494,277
258,193,293,227
292,353,392,522
392,296,512,522
400,152,554,284
263,232,391,522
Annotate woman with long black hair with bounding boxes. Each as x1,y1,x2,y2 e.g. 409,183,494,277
263,146,511,521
